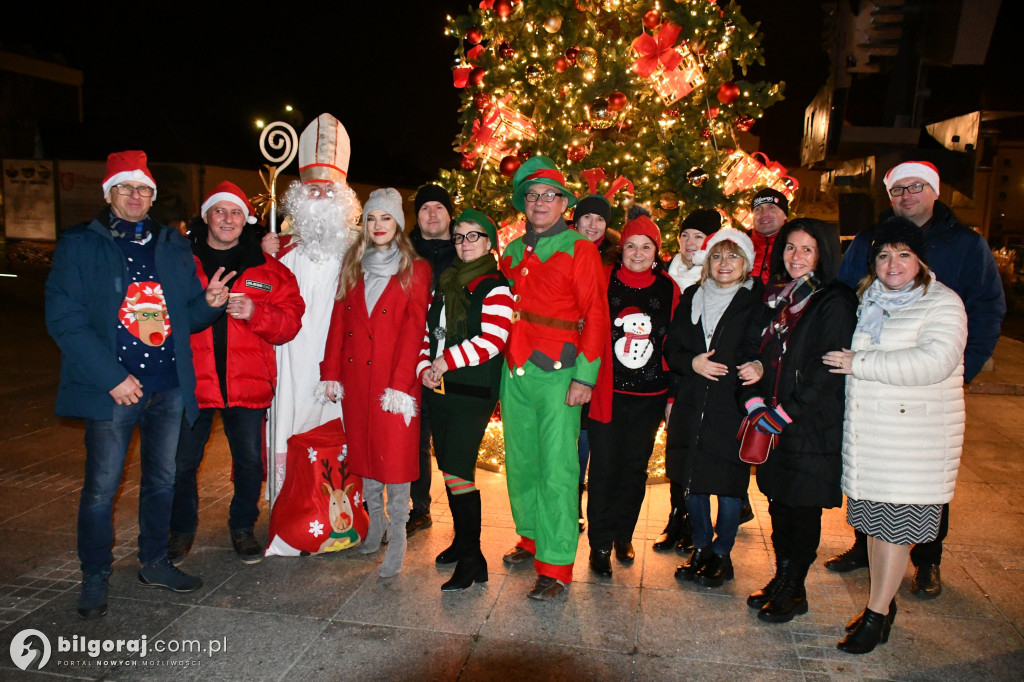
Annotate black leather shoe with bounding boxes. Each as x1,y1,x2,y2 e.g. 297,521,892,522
738,496,755,525
748,557,790,609
838,607,891,654
406,511,433,537
696,553,734,588
673,529,694,554
911,564,942,598
441,552,488,592
613,540,635,563
758,584,808,623
502,546,534,566
527,575,565,601
167,533,195,567
824,543,868,573
653,508,683,551
674,544,712,582
589,549,612,577
846,598,896,632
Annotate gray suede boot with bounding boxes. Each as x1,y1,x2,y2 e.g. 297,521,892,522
359,478,388,554
379,483,411,577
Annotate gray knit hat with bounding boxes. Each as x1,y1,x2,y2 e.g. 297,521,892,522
362,187,405,230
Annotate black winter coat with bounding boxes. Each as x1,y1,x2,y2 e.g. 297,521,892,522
741,282,857,508
665,281,762,498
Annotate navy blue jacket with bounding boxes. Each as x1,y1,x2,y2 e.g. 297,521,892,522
837,201,1005,383
45,213,222,423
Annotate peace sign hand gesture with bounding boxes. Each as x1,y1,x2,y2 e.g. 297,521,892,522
205,267,237,308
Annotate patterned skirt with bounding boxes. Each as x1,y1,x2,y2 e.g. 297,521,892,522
847,498,942,545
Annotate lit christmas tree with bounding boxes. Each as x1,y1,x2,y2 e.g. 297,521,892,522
439,0,794,245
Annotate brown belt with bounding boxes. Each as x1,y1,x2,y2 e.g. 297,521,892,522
516,309,579,331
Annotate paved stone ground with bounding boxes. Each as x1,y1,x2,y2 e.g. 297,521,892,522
1,264,1023,680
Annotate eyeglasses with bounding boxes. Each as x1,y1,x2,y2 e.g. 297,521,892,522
888,182,927,197
524,191,563,203
307,186,336,199
112,184,155,197
132,310,166,321
452,231,489,245
709,252,743,261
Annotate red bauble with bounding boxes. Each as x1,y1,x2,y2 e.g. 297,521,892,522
701,127,713,139
554,57,569,73
706,106,720,119
472,92,490,111
735,115,755,132
469,67,487,87
575,121,592,132
461,155,477,170
642,8,661,30
494,0,514,19
517,147,533,162
607,91,628,112
662,107,679,119
716,81,740,105
567,145,588,162
500,155,522,178
465,27,484,45
498,41,516,59
565,46,580,65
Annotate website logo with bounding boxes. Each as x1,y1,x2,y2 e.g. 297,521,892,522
10,629,51,671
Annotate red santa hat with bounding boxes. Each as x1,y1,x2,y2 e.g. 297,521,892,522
102,150,157,200
884,161,940,194
614,306,644,327
201,181,257,224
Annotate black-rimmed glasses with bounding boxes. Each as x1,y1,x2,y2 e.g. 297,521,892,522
452,231,489,245
524,191,563,203
888,183,927,197
112,184,155,197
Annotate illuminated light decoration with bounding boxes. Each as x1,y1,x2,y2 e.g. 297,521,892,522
631,23,705,105
464,94,537,165
720,150,799,228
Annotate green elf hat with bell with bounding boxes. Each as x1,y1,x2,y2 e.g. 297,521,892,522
511,155,578,212
456,208,499,246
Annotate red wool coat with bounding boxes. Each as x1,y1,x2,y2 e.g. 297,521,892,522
320,259,432,484
191,254,304,409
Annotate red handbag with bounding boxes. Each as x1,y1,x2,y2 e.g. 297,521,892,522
736,416,776,465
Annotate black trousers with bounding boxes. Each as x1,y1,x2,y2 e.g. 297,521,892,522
853,502,949,565
409,399,433,514
768,500,823,567
587,393,665,551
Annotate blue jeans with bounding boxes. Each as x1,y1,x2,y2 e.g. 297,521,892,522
171,407,265,534
687,493,742,555
79,388,183,574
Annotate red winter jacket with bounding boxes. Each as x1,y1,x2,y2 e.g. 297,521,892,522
191,254,304,409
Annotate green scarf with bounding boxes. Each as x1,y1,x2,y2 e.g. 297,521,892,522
438,252,499,340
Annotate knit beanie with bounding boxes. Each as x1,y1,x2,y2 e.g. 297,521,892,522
680,208,722,237
621,205,662,251
363,188,405,230
751,187,789,216
868,217,928,266
414,184,453,215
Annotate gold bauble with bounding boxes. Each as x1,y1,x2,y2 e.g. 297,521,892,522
576,46,599,70
648,156,669,175
544,15,563,33
586,98,617,130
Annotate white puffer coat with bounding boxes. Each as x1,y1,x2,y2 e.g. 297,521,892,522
841,278,967,505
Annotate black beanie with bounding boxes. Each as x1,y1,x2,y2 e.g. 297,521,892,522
414,184,453,215
680,208,722,236
574,194,611,223
869,217,928,267
751,187,789,216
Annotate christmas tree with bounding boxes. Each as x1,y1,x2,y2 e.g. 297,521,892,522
438,0,791,246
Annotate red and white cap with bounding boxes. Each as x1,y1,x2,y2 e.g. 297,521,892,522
615,306,644,324
299,113,351,185
201,181,257,224
102,150,157,200
884,161,940,194
692,227,755,272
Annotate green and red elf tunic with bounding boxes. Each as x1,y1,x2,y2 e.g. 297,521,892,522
499,218,610,584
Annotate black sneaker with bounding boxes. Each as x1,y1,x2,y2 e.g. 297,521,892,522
231,529,264,565
138,558,203,592
77,571,110,619
167,533,195,567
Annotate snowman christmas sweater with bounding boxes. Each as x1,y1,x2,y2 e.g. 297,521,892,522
589,265,679,423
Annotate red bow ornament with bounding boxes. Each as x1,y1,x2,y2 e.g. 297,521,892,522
631,23,683,78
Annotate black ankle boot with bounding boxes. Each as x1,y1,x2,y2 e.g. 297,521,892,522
846,598,897,632
738,495,754,525
696,552,734,587
674,544,712,582
653,507,683,551
825,533,868,573
758,561,809,623
748,556,790,609
673,512,694,553
441,491,487,591
838,607,891,654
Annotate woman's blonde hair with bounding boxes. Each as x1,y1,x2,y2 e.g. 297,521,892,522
856,242,932,297
699,239,751,285
336,218,421,300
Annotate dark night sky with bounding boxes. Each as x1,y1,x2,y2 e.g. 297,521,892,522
4,3,838,184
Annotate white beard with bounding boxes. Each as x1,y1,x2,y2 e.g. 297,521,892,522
282,181,361,264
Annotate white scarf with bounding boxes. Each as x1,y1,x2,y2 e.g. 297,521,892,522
692,278,754,347
857,276,927,344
